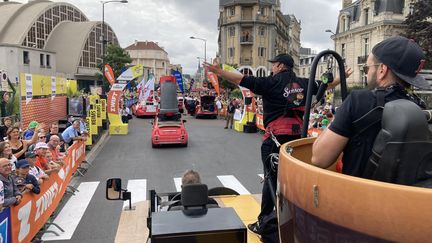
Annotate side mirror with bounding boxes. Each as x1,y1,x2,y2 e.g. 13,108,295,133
182,120,187,123
106,178,122,200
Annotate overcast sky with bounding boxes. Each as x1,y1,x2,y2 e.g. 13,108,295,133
17,0,342,75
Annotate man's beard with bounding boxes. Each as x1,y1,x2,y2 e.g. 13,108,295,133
367,71,378,90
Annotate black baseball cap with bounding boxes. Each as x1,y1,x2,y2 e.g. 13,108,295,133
268,54,294,68
372,36,430,90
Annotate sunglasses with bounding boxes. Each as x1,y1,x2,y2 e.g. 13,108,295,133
362,63,382,74
39,136,46,139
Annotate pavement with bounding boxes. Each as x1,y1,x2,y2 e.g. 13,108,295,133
42,115,264,243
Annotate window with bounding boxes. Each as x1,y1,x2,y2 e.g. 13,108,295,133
341,43,346,58
229,26,235,37
259,26,265,36
364,8,369,25
46,54,51,67
259,7,266,16
363,37,369,56
23,51,30,64
40,54,44,66
258,47,266,57
230,7,235,16
228,47,235,57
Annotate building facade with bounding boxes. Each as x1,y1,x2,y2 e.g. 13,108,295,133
125,41,170,83
333,0,415,86
218,0,301,76
299,48,332,79
0,0,120,91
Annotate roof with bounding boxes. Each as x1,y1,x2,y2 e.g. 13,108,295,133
219,0,277,6
0,1,88,45
45,21,97,74
125,41,166,53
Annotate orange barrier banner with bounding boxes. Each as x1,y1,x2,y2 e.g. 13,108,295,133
10,141,86,243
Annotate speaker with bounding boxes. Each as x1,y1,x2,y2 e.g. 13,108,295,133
245,97,252,105
243,123,257,133
159,76,179,114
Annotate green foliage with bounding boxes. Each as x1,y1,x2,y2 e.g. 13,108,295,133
229,88,242,99
98,44,132,92
403,0,432,69
219,63,239,91
66,88,84,98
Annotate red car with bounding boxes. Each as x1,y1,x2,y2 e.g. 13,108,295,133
195,95,217,119
151,113,188,148
132,99,159,117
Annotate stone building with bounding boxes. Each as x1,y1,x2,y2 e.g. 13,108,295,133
0,0,121,91
218,0,301,76
332,0,415,86
125,41,170,83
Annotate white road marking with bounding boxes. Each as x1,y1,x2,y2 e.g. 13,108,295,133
217,175,250,195
123,179,147,208
174,177,182,192
42,181,99,241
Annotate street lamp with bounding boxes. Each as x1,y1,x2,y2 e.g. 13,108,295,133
325,29,335,35
101,0,128,66
190,36,207,63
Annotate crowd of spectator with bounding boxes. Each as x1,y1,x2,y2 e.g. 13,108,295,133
309,102,335,131
0,116,88,211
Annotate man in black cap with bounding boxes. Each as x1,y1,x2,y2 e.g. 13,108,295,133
312,36,430,176
204,54,350,234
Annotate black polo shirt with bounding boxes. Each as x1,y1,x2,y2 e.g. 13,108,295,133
240,71,319,128
329,88,413,176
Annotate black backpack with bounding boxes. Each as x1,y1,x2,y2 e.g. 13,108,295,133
353,89,432,186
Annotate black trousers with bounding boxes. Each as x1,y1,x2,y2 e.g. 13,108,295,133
258,134,301,220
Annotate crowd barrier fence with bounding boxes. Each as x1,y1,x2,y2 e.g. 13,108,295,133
0,141,86,243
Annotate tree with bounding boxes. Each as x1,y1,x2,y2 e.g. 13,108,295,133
403,0,432,69
99,44,132,92
219,63,239,91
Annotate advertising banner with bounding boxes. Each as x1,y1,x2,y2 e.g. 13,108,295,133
89,109,97,135
0,207,12,243
86,116,92,145
117,65,143,81
51,77,56,100
96,104,102,127
104,64,116,85
25,73,32,104
100,99,107,120
172,70,184,93
10,142,86,243
207,72,220,96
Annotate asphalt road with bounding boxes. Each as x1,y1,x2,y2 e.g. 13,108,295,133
49,115,263,242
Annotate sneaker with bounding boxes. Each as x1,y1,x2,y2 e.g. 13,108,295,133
247,221,263,235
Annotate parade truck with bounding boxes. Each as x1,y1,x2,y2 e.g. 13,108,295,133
151,76,188,148
195,95,217,119
132,95,159,117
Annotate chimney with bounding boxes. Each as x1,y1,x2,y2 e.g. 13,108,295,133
134,40,138,46
342,0,352,8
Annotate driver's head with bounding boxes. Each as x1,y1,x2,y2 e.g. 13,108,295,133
181,169,201,186
269,53,294,75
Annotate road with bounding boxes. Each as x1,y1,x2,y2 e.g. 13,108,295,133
42,115,264,242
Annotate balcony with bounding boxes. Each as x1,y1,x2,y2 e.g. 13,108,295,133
357,55,368,64
240,57,252,65
240,36,253,44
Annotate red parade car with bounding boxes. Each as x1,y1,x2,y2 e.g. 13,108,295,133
132,98,159,117
151,113,188,148
195,95,217,119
